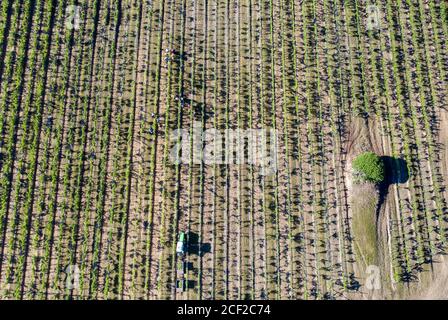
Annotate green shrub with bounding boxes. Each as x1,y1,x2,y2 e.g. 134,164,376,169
352,152,385,184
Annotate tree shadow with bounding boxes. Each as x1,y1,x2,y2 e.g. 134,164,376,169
377,156,409,212
381,156,409,184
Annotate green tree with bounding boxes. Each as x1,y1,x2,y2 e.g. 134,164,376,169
352,152,385,184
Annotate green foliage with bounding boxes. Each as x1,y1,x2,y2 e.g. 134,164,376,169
352,152,385,184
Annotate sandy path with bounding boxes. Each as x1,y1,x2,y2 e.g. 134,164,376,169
200,0,218,300
249,0,267,300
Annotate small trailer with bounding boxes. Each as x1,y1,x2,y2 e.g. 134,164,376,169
177,260,187,275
